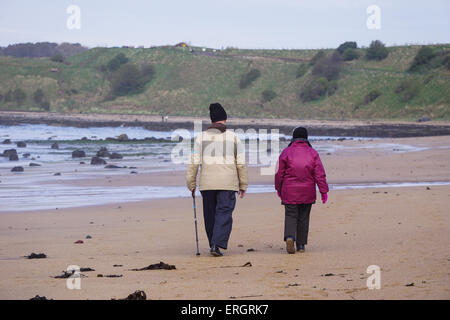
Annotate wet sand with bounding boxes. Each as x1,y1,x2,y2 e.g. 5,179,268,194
0,135,449,299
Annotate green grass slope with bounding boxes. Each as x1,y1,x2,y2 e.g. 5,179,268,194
0,44,449,120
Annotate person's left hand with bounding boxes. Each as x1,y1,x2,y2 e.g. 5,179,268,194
238,189,246,198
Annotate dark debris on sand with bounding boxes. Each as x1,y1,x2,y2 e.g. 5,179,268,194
113,290,147,300
131,261,176,271
25,253,47,259
30,295,52,300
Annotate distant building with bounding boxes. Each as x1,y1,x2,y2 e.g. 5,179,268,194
175,42,188,48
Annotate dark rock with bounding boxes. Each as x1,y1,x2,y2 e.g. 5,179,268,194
96,147,110,157
85,235,92,239
91,157,107,165
16,141,27,148
130,171,138,174
247,248,256,252
113,264,123,267
405,283,415,287
81,137,89,141
74,240,84,244
9,154,19,161
98,274,123,278
25,253,47,259
29,163,41,167
72,150,86,158
3,149,17,157
105,164,122,169
117,134,129,141
23,153,30,158
2,139,11,144
109,152,123,159
79,161,85,164
322,273,335,277
80,267,95,272
51,142,59,149
11,166,24,172
30,295,51,300
54,172,61,176
115,290,146,300
131,261,176,271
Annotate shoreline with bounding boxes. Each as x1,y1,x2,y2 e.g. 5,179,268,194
1,111,450,137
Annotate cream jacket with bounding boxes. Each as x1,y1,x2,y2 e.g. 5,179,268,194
186,128,248,192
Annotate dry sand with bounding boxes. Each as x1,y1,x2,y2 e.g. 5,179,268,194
0,136,449,300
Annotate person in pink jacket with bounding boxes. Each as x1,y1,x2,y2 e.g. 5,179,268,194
275,127,329,254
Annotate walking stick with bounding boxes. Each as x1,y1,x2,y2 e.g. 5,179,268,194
192,191,200,256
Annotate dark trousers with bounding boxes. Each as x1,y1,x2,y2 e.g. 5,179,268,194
200,190,236,250
284,204,312,246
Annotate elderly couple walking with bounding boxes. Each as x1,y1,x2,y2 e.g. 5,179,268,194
186,103,329,256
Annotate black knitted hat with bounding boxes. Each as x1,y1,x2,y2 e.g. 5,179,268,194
209,103,227,122
292,126,308,139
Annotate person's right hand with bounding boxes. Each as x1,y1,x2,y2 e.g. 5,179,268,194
191,188,196,197
321,193,328,204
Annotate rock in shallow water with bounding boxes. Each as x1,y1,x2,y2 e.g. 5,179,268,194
11,166,24,172
72,150,86,158
51,142,59,149
16,141,27,148
91,157,107,165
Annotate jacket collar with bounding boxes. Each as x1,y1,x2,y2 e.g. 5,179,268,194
207,122,226,133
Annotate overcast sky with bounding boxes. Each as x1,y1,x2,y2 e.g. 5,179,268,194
0,0,449,49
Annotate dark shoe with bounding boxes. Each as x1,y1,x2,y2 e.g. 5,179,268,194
297,244,305,252
286,237,295,254
210,245,223,257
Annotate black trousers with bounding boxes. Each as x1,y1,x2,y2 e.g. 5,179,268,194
284,204,312,246
200,190,236,250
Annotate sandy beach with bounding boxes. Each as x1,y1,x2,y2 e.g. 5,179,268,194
0,135,449,300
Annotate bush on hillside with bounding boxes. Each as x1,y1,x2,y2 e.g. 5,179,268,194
50,53,65,63
296,64,309,78
4,90,13,102
309,50,325,66
107,53,129,71
337,41,357,54
366,40,389,61
110,63,156,96
261,89,277,103
342,48,360,61
395,79,421,102
239,69,261,89
409,46,436,72
33,89,44,105
312,51,342,81
40,100,50,111
13,88,27,105
364,90,382,104
300,77,329,102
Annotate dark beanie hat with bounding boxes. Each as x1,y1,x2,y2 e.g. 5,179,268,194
209,103,227,123
293,126,308,139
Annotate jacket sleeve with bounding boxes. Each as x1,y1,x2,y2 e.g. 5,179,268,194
186,135,201,191
235,134,248,190
313,151,329,194
274,151,287,196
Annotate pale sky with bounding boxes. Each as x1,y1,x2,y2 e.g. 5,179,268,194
0,0,449,49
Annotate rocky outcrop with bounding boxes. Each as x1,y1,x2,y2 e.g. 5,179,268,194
72,150,86,158
16,141,27,148
109,152,123,159
96,147,110,157
117,134,129,141
11,166,24,172
90,157,107,165
2,139,11,144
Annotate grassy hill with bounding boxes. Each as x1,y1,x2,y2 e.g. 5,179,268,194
0,44,449,121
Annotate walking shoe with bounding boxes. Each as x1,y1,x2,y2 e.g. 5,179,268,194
297,244,305,252
286,237,295,254
210,245,223,257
